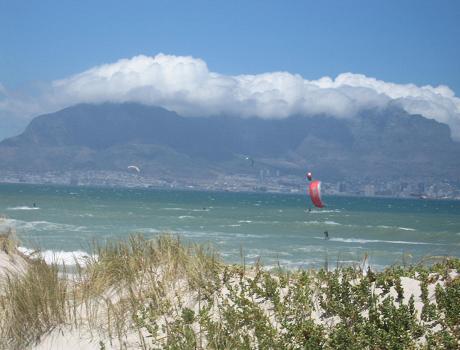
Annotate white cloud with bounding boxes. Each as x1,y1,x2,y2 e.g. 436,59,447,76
2,53,460,140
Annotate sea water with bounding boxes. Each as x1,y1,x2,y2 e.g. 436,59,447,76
1,183,459,270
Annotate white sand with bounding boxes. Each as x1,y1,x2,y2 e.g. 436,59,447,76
33,329,99,350
0,250,28,285
0,244,457,349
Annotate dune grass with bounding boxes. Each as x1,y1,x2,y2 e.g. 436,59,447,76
0,259,71,348
0,232,459,349
0,228,18,255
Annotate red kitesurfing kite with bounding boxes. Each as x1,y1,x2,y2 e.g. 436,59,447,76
306,172,324,208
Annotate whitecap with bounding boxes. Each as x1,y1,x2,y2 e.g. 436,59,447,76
136,227,161,234
7,206,40,210
1,218,87,232
398,227,416,231
371,225,415,231
161,207,187,211
77,213,94,217
308,209,341,214
178,215,194,219
304,220,341,226
294,246,327,253
303,220,321,225
18,247,93,266
315,237,443,246
238,220,252,223
324,220,341,225
234,233,264,238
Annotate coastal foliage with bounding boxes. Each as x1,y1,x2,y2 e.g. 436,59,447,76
0,229,17,255
0,233,459,349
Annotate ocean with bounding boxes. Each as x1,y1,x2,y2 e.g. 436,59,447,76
1,183,459,270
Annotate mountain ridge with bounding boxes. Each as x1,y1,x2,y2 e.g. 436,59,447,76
1,103,459,183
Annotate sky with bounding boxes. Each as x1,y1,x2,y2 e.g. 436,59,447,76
1,0,460,140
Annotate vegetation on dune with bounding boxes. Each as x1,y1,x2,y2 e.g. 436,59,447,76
0,233,459,349
1,259,70,347
0,228,18,255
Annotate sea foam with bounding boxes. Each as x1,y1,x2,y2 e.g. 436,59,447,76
307,209,341,214
315,237,442,246
2,219,87,232
18,247,93,266
304,220,341,226
7,206,40,210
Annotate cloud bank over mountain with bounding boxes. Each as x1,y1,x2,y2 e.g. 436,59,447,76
2,53,460,139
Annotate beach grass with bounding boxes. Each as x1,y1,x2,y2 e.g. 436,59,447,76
0,259,70,348
0,232,459,349
0,228,18,255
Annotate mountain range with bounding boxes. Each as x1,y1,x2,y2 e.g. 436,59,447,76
0,103,459,183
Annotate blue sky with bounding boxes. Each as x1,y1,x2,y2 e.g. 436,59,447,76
1,0,459,93
1,0,460,142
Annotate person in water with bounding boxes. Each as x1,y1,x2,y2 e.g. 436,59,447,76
324,230,329,240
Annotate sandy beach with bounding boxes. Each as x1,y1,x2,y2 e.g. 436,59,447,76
1,228,459,349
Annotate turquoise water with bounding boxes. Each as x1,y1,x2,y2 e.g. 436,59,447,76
1,183,459,269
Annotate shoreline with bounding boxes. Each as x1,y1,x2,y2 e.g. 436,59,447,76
0,179,458,202
2,207,460,272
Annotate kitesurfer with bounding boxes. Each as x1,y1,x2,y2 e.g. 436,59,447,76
127,165,141,173
306,170,324,208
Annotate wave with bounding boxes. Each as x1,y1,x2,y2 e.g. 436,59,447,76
0,218,87,232
238,220,253,223
306,209,341,214
245,248,292,257
370,225,416,231
7,206,40,210
178,215,195,219
315,237,443,246
18,247,93,265
325,220,341,225
77,213,94,217
161,207,187,211
163,207,211,212
175,229,268,240
136,227,162,234
262,258,326,270
294,245,327,253
234,233,267,239
304,220,341,226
